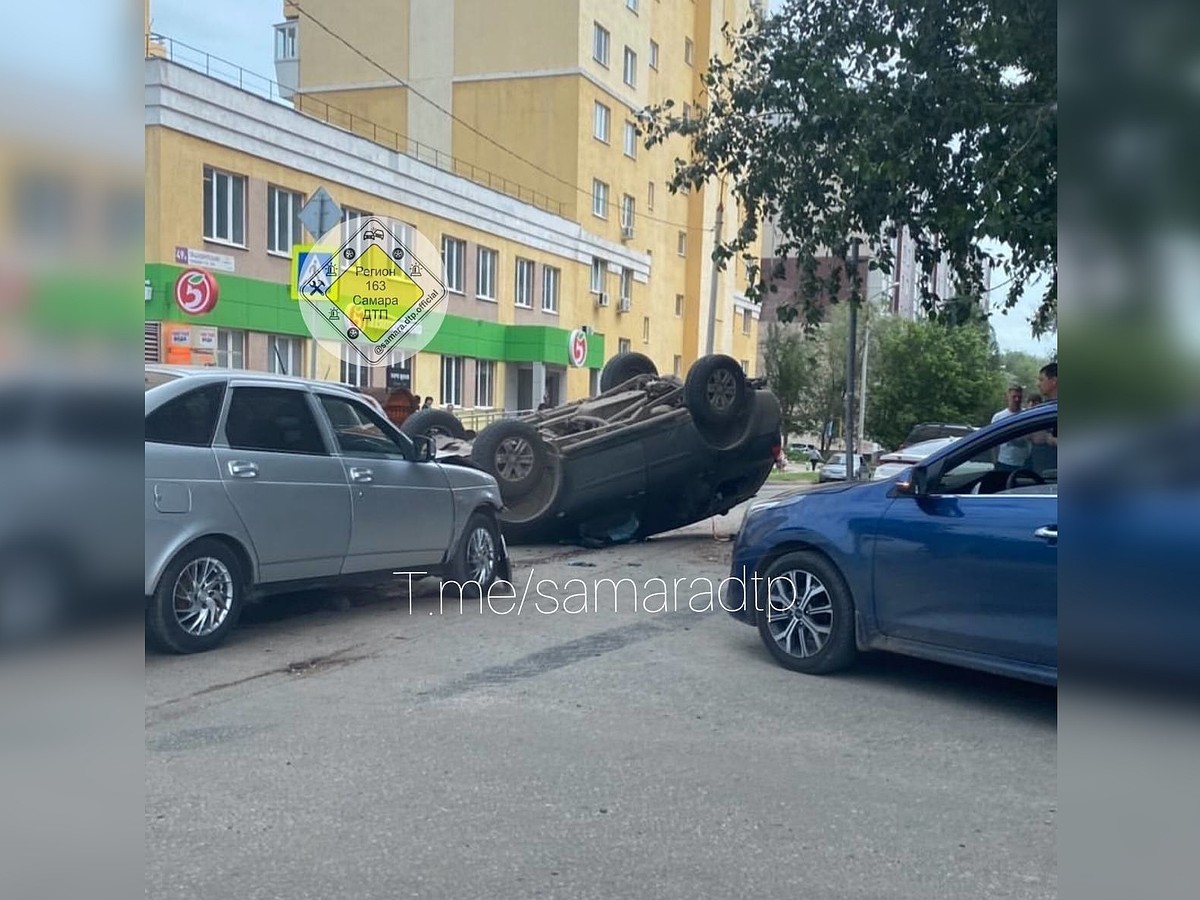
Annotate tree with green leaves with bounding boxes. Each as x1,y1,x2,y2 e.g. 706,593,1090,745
761,322,817,439
866,317,1004,449
642,0,1057,335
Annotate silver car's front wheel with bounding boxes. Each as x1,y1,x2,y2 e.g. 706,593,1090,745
465,524,497,587
447,513,503,595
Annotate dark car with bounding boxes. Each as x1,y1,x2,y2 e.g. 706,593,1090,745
404,353,783,545
725,402,1058,685
899,422,977,449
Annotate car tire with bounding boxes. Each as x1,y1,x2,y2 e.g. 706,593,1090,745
445,511,504,596
754,550,857,675
471,420,548,501
401,408,468,441
599,352,658,392
146,538,245,654
684,355,751,434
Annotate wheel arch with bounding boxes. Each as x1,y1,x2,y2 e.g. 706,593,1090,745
147,532,257,601
746,539,855,626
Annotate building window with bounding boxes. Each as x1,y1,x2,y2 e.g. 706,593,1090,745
648,181,655,211
620,195,636,231
440,356,464,407
592,179,609,219
626,0,639,13
623,121,638,158
621,268,633,305
623,47,637,87
342,207,370,224
267,334,303,375
267,186,303,255
682,103,692,123
340,345,369,387
675,294,685,316
593,102,611,143
642,316,651,343
476,360,496,408
650,40,659,70
542,266,560,313
684,37,695,66
591,258,606,294
274,22,297,61
677,231,687,256
741,359,751,376
743,309,753,335
593,23,610,66
618,337,632,354
202,166,246,246
515,258,534,308
673,354,682,376
476,246,498,300
442,235,466,293
215,329,245,369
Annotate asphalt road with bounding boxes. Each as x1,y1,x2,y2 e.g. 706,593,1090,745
146,486,1057,899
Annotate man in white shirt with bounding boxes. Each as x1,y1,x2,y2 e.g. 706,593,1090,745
991,382,1030,470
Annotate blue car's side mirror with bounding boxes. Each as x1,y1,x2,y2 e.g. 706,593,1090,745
896,465,929,497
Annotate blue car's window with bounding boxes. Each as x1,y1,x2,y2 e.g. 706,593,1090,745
937,416,1058,495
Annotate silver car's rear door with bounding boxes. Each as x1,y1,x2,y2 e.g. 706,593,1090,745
312,391,454,574
213,383,352,584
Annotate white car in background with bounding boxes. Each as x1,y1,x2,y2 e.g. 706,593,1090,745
871,437,963,481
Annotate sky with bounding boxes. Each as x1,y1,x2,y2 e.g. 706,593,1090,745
148,0,1054,356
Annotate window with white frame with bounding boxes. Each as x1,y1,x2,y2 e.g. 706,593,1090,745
593,102,611,143
590,258,606,294
267,334,303,375
216,329,246,369
442,235,466,293
623,47,637,87
743,309,753,335
620,195,635,231
673,354,682,376
274,22,297,61
593,23,610,66
618,337,631,354
342,207,371,224
542,266,560,313
440,356,464,406
621,268,633,304
642,316,650,342
647,181,655,210
684,37,695,65
682,102,692,123
623,121,638,158
340,345,369,387
675,294,684,316
267,186,303,255
475,359,496,408
476,246,498,300
677,231,687,256
592,179,609,218
650,39,659,70
626,0,639,12
515,258,534,308
741,359,751,376
202,166,246,246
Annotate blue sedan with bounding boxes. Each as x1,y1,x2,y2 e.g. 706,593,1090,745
727,402,1057,685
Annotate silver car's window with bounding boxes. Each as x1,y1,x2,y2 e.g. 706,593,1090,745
145,383,226,447
318,394,410,459
224,387,328,456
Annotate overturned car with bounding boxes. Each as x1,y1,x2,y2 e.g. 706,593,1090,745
401,353,783,545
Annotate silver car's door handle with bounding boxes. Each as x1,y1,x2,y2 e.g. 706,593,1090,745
227,460,258,478
350,467,374,484
1034,526,1057,541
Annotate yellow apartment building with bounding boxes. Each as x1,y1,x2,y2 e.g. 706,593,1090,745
272,0,763,372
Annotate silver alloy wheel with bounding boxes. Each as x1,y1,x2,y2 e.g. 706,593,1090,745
466,526,497,586
765,569,834,658
173,557,234,637
706,368,738,411
494,436,535,483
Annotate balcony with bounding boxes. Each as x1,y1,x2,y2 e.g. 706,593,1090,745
273,21,298,100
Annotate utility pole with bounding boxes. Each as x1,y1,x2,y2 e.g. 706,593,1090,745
844,239,861,478
705,199,725,356
858,324,870,460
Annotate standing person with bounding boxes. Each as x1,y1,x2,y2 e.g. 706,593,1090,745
1025,392,1043,409
808,448,822,471
1037,362,1058,402
1029,362,1058,472
991,381,1030,470
422,396,434,410
536,394,551,411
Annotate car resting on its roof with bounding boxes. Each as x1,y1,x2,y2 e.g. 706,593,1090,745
402,353,783,546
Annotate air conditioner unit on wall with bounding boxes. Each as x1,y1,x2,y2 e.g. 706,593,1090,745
596,292,610,308
621,225,635,240
617,297,631,313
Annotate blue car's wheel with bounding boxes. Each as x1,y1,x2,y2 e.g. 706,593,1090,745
755,551,857,674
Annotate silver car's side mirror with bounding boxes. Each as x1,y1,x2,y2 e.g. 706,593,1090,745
411,434,435,463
